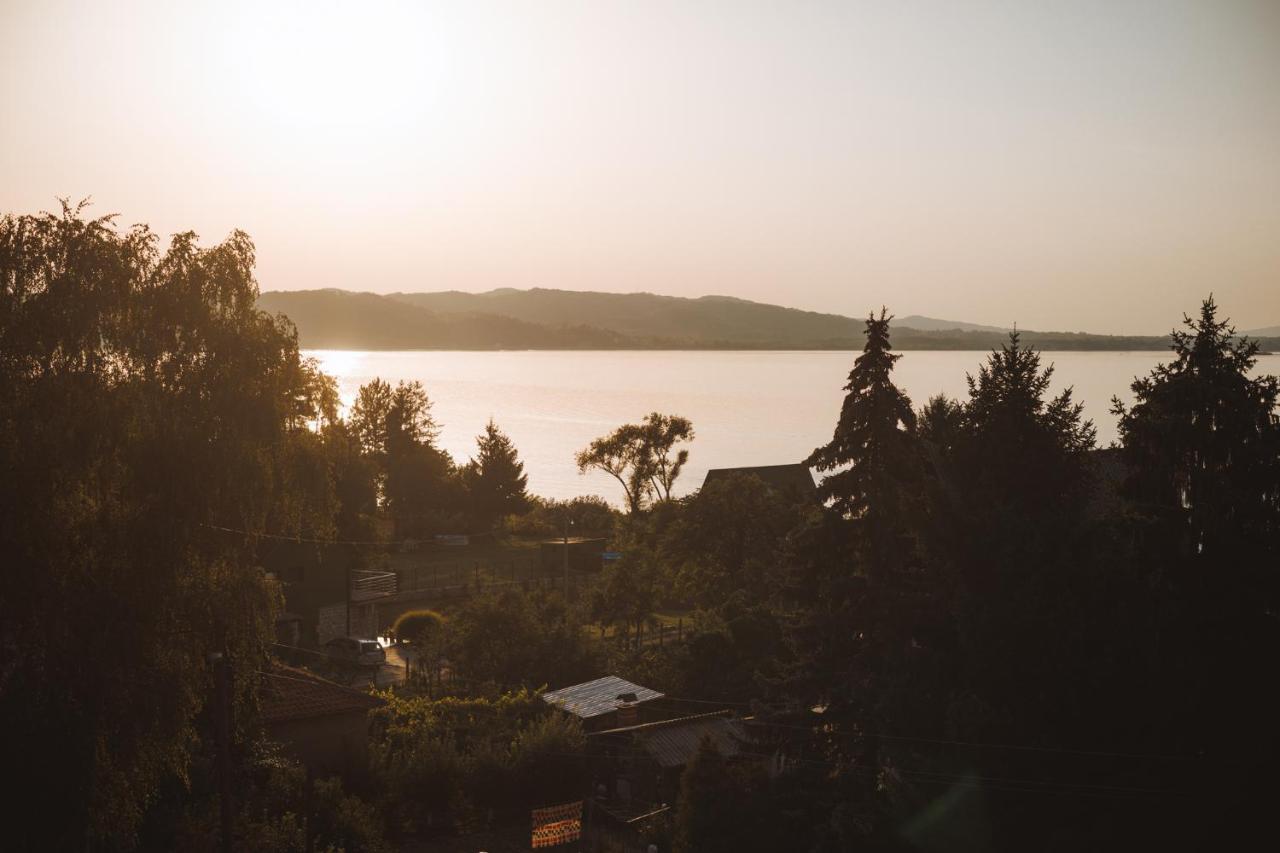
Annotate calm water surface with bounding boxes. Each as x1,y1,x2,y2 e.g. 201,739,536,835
307,350,1280,502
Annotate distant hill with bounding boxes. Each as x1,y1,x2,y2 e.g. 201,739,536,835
257,288,1280,352
896,315,1009,333
385,288,867,345
1244,325,1280,338
256,289,647,349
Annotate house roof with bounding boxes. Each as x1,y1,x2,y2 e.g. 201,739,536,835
541,675,663,719
592,710,749,768
259,664,384,725
702,464,816,496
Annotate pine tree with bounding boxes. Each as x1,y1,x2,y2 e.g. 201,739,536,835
955,330,1096,521
1113,296,1280,559
465,419,530,526
1112,297,1280,769
806,308,918,529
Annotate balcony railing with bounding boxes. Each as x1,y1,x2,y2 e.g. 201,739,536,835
350,569,397,602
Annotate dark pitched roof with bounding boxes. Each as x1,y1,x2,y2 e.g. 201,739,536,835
592,710,749,768
702,464,816,496
259,664,384,725
541,675,664,719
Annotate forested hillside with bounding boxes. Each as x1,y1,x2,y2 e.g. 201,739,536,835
259,288,1280,351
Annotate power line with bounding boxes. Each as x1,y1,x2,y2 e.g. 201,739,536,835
648,694,1214,763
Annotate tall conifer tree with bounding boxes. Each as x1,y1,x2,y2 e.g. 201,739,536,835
807,308,918,544
465,418,530,526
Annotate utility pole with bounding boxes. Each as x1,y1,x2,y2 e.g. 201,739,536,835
562,512,573,596
209,650,233,853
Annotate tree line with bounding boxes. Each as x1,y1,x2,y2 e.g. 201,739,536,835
2,202,1277,850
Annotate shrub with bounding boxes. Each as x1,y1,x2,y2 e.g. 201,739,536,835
391,609,445,643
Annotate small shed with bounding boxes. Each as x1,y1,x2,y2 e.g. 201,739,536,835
542,675,664,731
259,665,384,779
588,710,751,808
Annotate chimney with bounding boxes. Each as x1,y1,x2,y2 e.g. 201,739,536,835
616,698,639,727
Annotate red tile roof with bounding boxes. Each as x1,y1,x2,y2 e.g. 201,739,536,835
259,664,384,725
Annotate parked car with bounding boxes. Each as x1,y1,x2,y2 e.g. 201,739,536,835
324,637,386,668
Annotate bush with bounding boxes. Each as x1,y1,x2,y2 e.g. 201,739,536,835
390,609,445,643
505,495,619,539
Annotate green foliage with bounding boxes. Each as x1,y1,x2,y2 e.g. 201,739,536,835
673,737,750,853
660,471,807,607
444,588,599,690
589,553,659,642
350,377,462,536
505,494,618,538
369,689,586,832
576,412,694,512
391,609,446,643
309,777,391,853
462,418,530,527
0,201,332,847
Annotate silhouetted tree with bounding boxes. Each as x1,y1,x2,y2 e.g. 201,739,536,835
661,471,804,607
1112,297,1280,801
576,413,693,512
352,377,457,535
463,418,530,527
639,412,695,501
807,308,918,528
0,201,331,847
673,737,748,853
1113,296,1280,559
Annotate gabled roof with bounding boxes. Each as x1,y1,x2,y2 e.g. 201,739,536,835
702,464,816,496
259,664,384,725
541,675,663,719
592,710,749,768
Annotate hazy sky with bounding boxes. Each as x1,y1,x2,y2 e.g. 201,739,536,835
3,0,1278,333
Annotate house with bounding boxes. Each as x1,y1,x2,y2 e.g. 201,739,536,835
542,675,664,732
701,463,817,502
587,710,752,813
259,664,385,778
260,541,396,646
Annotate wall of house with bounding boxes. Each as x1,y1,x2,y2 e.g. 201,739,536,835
266,711,372,781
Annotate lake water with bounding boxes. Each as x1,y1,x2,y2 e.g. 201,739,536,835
307,349,1280,503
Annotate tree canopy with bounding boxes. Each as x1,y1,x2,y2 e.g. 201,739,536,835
0,201,332,847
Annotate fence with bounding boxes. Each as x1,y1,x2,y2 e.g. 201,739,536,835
391,554,609,603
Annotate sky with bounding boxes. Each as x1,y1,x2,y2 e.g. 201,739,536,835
2,0,1278,334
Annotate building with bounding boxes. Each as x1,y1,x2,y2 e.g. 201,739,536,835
587,710,752,814
259,664,385,778
701,463,817,501
542,675,664,732
261,541,396,646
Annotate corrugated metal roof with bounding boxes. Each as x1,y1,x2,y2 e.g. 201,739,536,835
589,710,750,769
637,714,748,769
541,675,663,719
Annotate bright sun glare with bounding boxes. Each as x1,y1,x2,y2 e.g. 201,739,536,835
224,3,445,140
